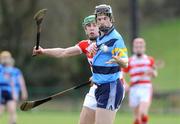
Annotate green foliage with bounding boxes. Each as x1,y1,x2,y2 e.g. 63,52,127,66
141,19,180,91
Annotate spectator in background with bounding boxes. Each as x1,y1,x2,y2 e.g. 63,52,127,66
0,51,28,124
123,38,158,124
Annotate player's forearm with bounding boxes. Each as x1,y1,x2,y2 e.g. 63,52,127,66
42,47,81,58
116,58,128,68
20,80,28,95
21,83,28,96
106,57,128,67
22,86,28,98
116,60,128,68
42,48,66,58
19,76,28,100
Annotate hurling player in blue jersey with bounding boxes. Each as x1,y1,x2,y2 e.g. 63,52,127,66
0,51,28,124
90,4,128,124
6,57,28,102
0,51,16,124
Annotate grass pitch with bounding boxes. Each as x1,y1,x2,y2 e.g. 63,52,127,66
1,111,179,124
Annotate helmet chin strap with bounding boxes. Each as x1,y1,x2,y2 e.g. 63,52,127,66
99,23,113,34
99,26,111,33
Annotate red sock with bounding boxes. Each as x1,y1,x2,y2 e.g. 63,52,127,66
134,119,141,124
141,115,148,124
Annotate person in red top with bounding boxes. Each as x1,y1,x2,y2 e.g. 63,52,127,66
123,38,158,124
33,15,99,124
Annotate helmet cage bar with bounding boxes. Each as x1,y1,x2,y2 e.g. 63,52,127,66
95,13,114,23
95,7,111,14
94,4,115,23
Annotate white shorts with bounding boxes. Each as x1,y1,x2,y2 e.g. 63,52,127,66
83,80,125,111
83,84,97,110
129,84,152,108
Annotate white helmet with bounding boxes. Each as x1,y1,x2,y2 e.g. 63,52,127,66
94,4,114,21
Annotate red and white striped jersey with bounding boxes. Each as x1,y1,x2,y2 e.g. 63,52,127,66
123,54,155,86
77,40,93,65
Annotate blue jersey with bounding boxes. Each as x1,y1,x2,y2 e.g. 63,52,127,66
0,65,12,91
0,64,5,84
13,67,22,92
0,64,3,79
4,66,22,92
0,65,22,91
92,26,128,84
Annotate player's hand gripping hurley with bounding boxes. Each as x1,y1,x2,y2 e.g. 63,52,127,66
33,9,47,56
20,81,91,111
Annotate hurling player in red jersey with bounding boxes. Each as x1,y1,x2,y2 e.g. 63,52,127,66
123,38,158,124
33,15,99,124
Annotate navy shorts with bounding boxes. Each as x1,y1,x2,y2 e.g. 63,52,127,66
0,89,13,105
95,79,125,111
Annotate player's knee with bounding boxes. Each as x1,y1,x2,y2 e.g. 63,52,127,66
95,117,105,124
7,102,16,114
95,118,113,124
0,105,4,112
95,108,116,124
79,112,87,124
79,107,95,124
140,103,150,114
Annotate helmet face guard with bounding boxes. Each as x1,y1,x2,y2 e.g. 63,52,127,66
94,4,114,22
94,4,114,33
